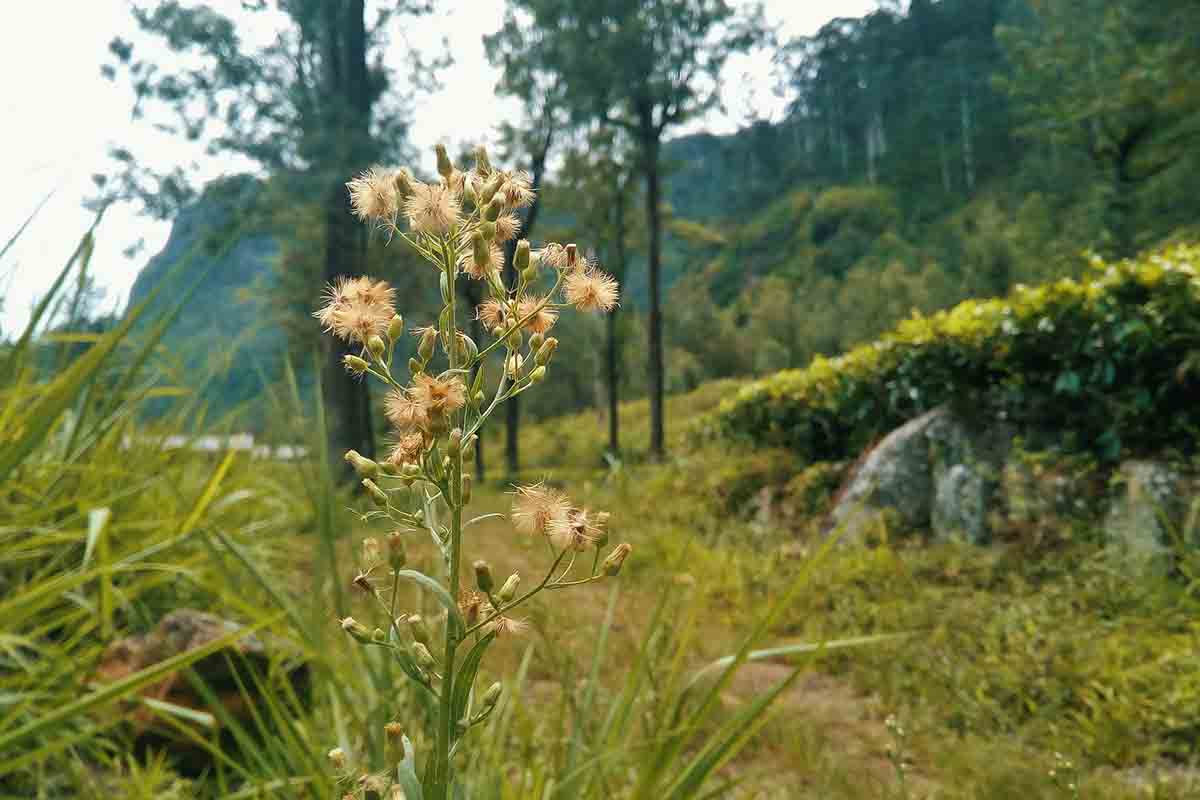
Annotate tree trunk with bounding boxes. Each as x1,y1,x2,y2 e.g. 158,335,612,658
643,130,665,459
606,177,628,457
959,84,976,193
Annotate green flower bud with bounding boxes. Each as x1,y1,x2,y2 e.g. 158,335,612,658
593,512,611,548
407,614,433,647
462,473,473,504
388,314,405,341
474,145,492,177
344,449,379,479
530,366,546,383
522,265,538,283
418,327,438,362
412,641,437,669
340,617,371,644
480,220,497,241
481,681,502,709
473,390,486,406
474,559,494,593
435,143,454,178
602,543,632,576
472,230,490,270
448,428,463,450
386,531,407,570
362,478,389,508
457,332,478,362
344,354,370,375
409,357,424,376
497,573,520,603
528,332,545,353
514,240,531,272
367,335,386,360
535,337,558,366
484,195,504,223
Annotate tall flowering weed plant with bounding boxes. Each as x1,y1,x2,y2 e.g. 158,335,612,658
316,144,629,799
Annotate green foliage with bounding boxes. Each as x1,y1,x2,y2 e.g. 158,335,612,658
714,243,1200,463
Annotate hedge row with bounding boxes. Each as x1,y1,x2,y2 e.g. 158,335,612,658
712,243,1200,463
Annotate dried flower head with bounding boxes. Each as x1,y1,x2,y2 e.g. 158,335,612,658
405,182,461,236
494,212,522,243
386,431,427,467
385,389,429,432
564,268,620,312
314,277,357,331
510,483,571,537
476,299,511,333
350,276,396,309
548,507,604,552
534,243,569,270
458,237,504,279
496,169,535,209
330,303,392,343
516,295,558,335
459,590,487,627
409,373,467,417
505,352,525,378
485,613,530,637
347,167,398,223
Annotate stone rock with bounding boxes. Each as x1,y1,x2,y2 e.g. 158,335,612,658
1104,461,1190,572
827,406,1012,544
95,609,308,756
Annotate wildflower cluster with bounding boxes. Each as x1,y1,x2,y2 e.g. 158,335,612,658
317,144,630,799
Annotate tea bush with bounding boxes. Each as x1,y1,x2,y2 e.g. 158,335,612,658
713,243,1200,463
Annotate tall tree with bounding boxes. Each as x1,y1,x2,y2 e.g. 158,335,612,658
492,0,762,459
102,0,435,464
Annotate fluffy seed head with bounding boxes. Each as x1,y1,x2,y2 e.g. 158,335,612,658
485,614,530,637
458,234,504,279
547,507,604,552
496,170,535,209
386,431,427,467
330,304,392,343
535,243,569,270
510,483,572,537
476,299,511,333
347,167,398,223
564,268,620,312
409,373,467,417
494,212,522,243
516,295,557,335
405,182,461,236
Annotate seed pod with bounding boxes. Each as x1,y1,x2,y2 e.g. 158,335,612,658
340,617,371,644
474,560,494,593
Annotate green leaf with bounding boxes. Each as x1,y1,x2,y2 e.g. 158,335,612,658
450,631,497,738
395,569,464,630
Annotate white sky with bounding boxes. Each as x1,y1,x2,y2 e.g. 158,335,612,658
0,0,874,338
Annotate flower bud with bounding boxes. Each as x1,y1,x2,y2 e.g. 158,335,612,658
418,328,438,362
448,428,463,450
362,478,389,508
593,512,611,548
393,168,415,199
497,573,520,603
474,145,492,177
344,449,380,479
384,720,404,743
480,173,502,205
505,353,524,378
328,747,347,770
479,220,497,241
484,195,504,223
412,641,436,669
530,366,546,384
522,265,538,284
407,614,433,647
344,354,370,375
457,333,478,362
386,531,407,570
367,335,386,360
474,560,494,593
514,240,531,272
472,230,489,271
409,357,424,376
481,681,502,710
435,143,454,178
387,314,405,341
361,536,382,566
528,332,545,353
473,390,486,406
462,473,473,504
602,543,632,576
535,337,558,366
340,616,372,644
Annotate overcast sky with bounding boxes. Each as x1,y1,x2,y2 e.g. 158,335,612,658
0,0,874,338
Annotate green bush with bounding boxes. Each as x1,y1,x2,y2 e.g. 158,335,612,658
713,243,1200,463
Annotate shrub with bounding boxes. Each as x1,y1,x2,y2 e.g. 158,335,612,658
712,243,1200,463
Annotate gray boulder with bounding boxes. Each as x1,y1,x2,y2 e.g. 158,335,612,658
1104,461,1191,572
827,406,1012,544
